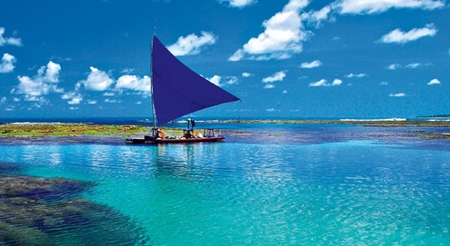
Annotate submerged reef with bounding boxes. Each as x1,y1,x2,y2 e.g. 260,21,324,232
0,162,146,245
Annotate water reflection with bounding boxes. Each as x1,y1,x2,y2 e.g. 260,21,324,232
152,143,221,181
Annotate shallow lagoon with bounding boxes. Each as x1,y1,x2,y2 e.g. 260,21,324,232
1,123,450,245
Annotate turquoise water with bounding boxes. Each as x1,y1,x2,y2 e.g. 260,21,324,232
1,125,450,245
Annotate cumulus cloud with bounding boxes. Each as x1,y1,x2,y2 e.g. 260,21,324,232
261,71,286,89
218,0,257,8
0,53,16,73
309,78,343,87
309,79,327,87
331,79,343,86
334,0,445,14
167,32,217,56
208,75,222,87
389,92,406,97
79,67,114,91
300,60,322,68
116,75,151,92
262,71,286,83
63,70,151,105
229,0,310,61
61,91,83,105
242,72,252,77
13,61,63,100
427,78,441,85
0,27,22,46
387,63,401,70
379,24,437,44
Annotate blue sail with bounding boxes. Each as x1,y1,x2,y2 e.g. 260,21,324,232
151,36,240,125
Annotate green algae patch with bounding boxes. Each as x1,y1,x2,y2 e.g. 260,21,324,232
0,124,149,137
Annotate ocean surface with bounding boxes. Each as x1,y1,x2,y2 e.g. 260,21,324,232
1,120,450,245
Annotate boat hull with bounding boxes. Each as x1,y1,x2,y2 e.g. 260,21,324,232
126,135,225,144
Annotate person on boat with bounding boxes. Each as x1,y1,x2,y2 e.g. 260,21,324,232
154,128,166,139
182,118,196,138
187,118,196,131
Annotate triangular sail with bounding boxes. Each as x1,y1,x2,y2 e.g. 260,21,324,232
151,36,240,125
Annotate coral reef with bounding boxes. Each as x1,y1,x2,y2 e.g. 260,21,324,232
0,162,147,245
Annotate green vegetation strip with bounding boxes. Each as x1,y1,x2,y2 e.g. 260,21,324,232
0,124,149,137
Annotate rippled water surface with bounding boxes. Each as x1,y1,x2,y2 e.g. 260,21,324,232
1,125,450,245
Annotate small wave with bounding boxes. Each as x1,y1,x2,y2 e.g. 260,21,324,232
10,122,64,125
426,119,450,122
340,118,406,122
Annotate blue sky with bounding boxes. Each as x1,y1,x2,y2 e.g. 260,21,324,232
0,0,449,119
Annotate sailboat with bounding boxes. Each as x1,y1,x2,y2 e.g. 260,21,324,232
127,35,240,144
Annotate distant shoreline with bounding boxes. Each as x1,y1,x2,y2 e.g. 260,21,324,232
0,120,448,144
227,119,450,126
0,120,448,136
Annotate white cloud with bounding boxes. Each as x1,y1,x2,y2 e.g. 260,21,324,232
387,63,401,70
264,84,275,89
104,98,120,103
225,76,239,85
334,0,445,14
380,81,388,86
309,78,343,87
300,60,322,68
262,71,286,83
389,92,406,97
345,73,366,78
42,61,61,82
427,78,441,85
331,79,343,86
116,75,151,92
79,66,114,91
0,53,16,73
379,24,437,44
120,68,135,74
302,6,333,27
309,79,328,87
13,61,63,99
208,75,222,86
0,27,22,46
405,63,421,68
167,32,217,56
229,0,310,61
219,0,257,8
87,100,97,104
207,75,238,87
242,72,252,77
62,91,83,105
